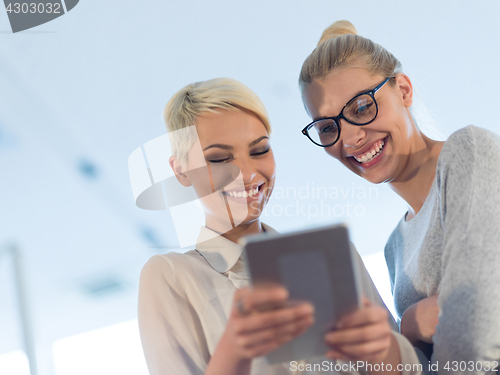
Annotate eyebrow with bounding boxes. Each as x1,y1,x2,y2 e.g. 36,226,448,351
312,84,378,122
203,136,269,151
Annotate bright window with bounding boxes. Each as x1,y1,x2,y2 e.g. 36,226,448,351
362,251,396,319
0,350,30,375
53,319,148,375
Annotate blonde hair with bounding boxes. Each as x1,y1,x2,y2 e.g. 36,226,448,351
299,20,403,93
164,77,271,167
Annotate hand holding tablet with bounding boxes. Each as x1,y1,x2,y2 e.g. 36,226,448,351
241,224,363,364
323,297,394,363
217,286,315,362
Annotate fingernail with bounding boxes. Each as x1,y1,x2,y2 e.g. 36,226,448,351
280,288,289,299
297,305,310,315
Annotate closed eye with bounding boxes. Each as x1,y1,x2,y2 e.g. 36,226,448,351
206,148,269,163
207,157,232,163
251,148,270,157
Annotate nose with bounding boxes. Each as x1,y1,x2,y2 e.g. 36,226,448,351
235,157,256,184
340,121,367,148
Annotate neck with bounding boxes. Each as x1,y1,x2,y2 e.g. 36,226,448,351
389,134,444,220
205,215,264,244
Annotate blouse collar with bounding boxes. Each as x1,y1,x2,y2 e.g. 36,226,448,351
195,223,277,273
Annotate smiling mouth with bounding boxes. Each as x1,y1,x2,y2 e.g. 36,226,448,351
223,183,263,198
352,138,386,164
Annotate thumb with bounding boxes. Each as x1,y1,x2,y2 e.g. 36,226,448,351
361,296,373,308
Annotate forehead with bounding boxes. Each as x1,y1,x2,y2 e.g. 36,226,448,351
195,109,268,146
303,67,383,120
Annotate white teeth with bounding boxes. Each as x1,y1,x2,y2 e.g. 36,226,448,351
224,187,260,198
353,140,385,163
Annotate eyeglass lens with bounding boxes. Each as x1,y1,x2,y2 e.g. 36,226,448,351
308,94,377,146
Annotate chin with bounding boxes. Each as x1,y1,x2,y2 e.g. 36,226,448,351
231,206,263,226
363,175,387,185
232,215,260,228
343,155,394,185
357,166,390,184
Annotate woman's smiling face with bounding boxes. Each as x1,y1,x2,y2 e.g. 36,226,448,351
303,67,416,185
184,109,276,228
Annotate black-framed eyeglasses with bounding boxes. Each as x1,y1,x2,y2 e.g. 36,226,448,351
302,77,394,147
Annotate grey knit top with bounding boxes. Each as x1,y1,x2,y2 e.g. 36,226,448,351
385,126,500,373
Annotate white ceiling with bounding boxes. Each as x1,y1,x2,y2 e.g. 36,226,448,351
1,0,500,371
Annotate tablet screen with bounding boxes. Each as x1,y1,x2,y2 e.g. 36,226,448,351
242,223,361,364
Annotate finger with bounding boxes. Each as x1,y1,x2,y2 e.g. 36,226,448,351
243,286,289,312
236,314,314,349
237,315,314,358
236,302,314,334
326,321,391,345
361,296,372,307
336,305,388,329
244,317,316,358
243,336,289,358
232,286,288,316
330,335,391,361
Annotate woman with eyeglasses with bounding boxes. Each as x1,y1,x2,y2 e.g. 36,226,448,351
138,77,423,375
300,20,500,368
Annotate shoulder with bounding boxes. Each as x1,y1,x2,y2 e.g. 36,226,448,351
452,125,500,142
142,252,195,271
385,219,404,254
441,125,500,163
140,251,204,287
437,126,500,182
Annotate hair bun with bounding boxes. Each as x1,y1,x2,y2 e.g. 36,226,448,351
317,20,358,46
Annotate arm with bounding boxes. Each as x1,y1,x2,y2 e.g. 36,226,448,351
325,298,403,375
400,295,439,357
433,127,500,372
206,286,314,375
138,255,207,375
138,255,314,375
324,248,423,375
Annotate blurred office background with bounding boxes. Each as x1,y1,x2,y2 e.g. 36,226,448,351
1,0,500,373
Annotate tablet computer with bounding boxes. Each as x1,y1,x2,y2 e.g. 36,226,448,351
240,223,362,364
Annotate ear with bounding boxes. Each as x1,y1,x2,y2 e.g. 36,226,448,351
395,74,413,108
169,155,192,187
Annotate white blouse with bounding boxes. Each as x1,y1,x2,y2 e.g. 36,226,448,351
138,224,422,375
